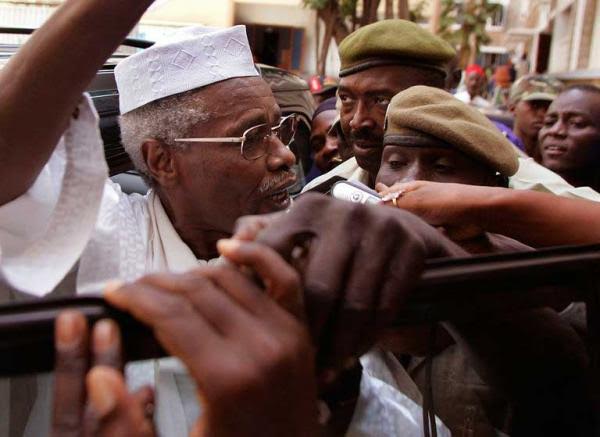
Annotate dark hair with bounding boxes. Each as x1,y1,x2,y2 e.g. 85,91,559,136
562,84,600,96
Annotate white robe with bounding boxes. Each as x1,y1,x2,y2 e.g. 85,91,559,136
0,96,450,436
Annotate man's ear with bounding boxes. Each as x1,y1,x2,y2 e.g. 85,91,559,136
508,102,516,114
141,139,178,187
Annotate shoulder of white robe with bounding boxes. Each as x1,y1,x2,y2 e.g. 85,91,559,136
0,93,109,296
510,157,600,202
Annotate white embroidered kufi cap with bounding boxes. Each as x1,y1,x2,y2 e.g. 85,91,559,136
115,25,259,114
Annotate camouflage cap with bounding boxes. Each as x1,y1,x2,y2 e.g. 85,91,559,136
384,86,519,176
509,75,564,104
338,19,456,78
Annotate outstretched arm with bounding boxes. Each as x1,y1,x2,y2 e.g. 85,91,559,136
0,0,153,205
378,181,600,247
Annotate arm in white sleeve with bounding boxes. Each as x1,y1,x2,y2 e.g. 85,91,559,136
510,157,600,202
0,95,108,296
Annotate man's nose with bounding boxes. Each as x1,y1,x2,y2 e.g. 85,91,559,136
546,119,568,138
398,163,423,183
324,137,339,155
266,136,296,170
349,100,375,130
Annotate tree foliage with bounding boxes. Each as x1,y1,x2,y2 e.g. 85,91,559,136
304,0,418,75
410,0,429,23
438,0,501,68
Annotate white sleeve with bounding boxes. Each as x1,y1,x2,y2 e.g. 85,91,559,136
510,157,600,202
0,94,108,296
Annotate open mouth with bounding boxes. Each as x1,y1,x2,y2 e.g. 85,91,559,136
353,140,380,150
268,189,290,203
264,175,296,204
544,144,567,152
543,144,567,157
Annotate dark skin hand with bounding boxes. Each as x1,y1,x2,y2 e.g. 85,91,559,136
105,246,320,437
232,195,596,436
52,312,155,437
377,180,600,247
0,0,154,205
231,192,467,371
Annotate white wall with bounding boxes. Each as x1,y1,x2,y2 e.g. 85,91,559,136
0,3,57,44
588,3,600,69
142,0,234,27
548,5,575,72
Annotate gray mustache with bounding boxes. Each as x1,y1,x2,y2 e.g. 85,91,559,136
258,170,297,194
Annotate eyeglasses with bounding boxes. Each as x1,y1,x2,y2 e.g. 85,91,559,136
174,114,298,160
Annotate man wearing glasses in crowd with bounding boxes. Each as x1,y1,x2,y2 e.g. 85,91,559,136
0,24,299,435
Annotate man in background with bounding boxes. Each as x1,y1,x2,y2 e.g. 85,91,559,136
303,19,600,202
454,64,492,108
539,84,600,191
307,97,343,181
509,75,563,159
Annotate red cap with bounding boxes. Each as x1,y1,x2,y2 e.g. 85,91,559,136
465,64,485,78
309,75,323,93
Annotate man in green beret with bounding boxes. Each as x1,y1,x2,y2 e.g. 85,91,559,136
377,85,522,253
303,19,600,202
325,19,454,187
375,86,595,436
508,74,563,160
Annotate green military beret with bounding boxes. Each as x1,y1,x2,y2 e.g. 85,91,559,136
509,74,564,104
339,19,456,78
384,86,519,176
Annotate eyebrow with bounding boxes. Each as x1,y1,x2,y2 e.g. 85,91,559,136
337,86,353,95
563,111,590,118
546,110,591,119
227,111,268,137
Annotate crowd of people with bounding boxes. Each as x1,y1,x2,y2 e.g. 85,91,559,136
0,0,599,436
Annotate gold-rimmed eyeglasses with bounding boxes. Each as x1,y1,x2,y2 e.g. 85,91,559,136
174,114,298,160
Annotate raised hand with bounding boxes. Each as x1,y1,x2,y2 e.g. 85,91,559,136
232,193,467,370
105,250,320,437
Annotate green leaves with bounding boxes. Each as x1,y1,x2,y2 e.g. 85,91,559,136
438,0,499,65
302,0,329,10
340,0,359,17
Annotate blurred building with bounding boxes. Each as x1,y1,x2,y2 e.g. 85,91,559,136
0,0,326,76
2,0,598,82
507,0,600,84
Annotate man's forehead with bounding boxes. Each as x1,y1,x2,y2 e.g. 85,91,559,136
195,77,279,117
339,65,440,95
549,93,597,118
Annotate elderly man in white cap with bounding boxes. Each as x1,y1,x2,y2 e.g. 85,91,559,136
0,0,300,433
0,25,296,296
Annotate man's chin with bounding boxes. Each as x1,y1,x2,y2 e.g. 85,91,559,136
353,145,382,178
